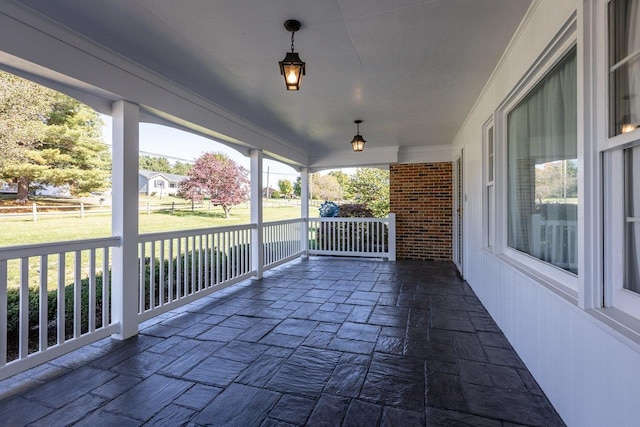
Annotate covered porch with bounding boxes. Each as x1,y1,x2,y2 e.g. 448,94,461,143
0,258,562,426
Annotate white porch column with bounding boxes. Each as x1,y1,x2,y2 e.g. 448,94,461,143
250,150,264,279
111,100,139,340
300,168,309,258
387,212,396,261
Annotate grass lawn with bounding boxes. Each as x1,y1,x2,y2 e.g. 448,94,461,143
0,201,312,289
0,203,312,247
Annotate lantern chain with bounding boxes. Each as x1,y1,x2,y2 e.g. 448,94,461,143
291,32,295,52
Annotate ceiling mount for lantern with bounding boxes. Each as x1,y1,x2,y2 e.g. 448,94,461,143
279,19,306,91
350,120,366,152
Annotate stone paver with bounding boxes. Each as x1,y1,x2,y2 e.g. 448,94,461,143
0,258,565,426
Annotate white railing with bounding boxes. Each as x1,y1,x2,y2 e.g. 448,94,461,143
263,218,305,270
0,237,121,380
137,224,256,321
0,215,397,380
531,215,577,272
308,214,396,260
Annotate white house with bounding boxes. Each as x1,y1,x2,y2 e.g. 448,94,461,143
0,1,639,425
138,169,186,196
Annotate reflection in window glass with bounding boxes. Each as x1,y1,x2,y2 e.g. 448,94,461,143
626,146,640,293
507,49,577,274
609,0,640,136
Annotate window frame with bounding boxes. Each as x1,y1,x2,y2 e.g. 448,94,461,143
603,0,640,318
483,117,495,251
607,0,640,138
494,20,579,296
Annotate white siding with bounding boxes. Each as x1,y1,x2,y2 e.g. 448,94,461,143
452,0,640,425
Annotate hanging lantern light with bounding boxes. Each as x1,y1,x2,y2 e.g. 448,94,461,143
279,20,306,91
350,120,366,152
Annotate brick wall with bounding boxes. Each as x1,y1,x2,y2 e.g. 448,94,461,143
390,162,452,260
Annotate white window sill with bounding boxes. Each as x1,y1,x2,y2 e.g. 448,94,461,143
495,253,579,304
586,307,640,354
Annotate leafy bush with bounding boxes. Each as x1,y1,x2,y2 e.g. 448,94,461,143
6,273,109,360
271,190,281,199
337,203,373,218
319,201,339,217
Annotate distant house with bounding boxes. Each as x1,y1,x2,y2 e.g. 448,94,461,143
262,187,277,198
138,169,186,196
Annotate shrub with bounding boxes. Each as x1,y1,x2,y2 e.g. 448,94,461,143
337,203,373,218
319,201,339,217
5,243,256,361
271,190,281,199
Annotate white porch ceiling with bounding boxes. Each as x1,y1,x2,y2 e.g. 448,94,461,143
12,0,531,168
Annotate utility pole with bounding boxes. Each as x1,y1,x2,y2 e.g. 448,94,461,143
265,165,270,199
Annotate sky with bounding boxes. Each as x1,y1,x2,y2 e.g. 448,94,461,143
100,115,301,187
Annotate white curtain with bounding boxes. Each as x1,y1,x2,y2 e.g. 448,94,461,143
507,49,577,272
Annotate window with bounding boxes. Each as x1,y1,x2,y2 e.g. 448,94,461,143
609,0,640,136
154,179,165,188
484,122,495,249
626,146,640,293
507,48,577,274
169,183,176,189
605,0,640,318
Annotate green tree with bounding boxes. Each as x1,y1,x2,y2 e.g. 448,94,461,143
328,170,350,200
311,173,340,200
139,155,172,173
293,176,302,197
0,72,110,203
178,152,249,218
535,160,578,204
278,179,293,198
172,161,192,176
347,168,390,217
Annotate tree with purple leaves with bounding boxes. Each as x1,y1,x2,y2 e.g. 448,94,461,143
178,152,249,218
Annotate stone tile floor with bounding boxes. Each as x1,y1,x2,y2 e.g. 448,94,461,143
0,258,565,426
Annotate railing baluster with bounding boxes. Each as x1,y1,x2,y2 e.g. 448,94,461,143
324,221,328,251
226,231,230,279
352,221,356,253
102,248,109,328
150,241,156,309
159,240,165,306
139,243,145,313
198,235,203,292
221,232,226,282
89,249,96,333
39,255,48,351
374,222,378,253
74,251,82,338
204,234,210,290
231,230,236,279
247,228,252,273
183,236,189,297
191,235,197,293
19,258,28,359
168,238,174,302
58,253,65,344
241,230,246,275
176,237,182,299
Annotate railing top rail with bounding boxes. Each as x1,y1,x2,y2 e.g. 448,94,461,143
0,236,121,260
263,218,306,227
139,223,258,242
309,217,389,223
